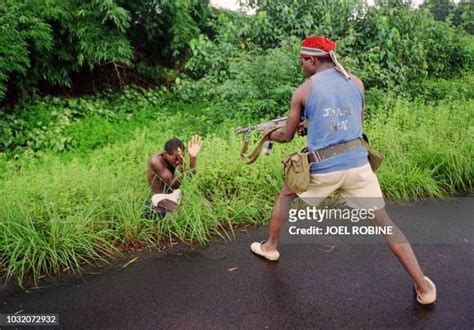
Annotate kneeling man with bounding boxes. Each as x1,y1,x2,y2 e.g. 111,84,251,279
146,135,202,218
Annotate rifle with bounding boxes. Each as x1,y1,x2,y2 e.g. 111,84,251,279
234,117,288,135
235,117,289,164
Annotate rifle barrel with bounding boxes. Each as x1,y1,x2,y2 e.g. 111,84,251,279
235,117,288,134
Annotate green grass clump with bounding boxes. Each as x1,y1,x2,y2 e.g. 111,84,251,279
366,98,473,199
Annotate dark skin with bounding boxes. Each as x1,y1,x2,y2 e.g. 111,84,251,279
147,135,202,194
147,150,183,194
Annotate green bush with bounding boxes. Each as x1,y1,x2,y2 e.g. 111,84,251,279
0,0,133,104
216,41,302,118
0,0,54,102
0,0,211,105
203,0,473,93
185,13,244,80
407,73,474,102
175,38,302,118
0,86,166,156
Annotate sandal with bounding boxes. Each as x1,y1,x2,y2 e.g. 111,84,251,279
250,241,280,261
415,276,437,305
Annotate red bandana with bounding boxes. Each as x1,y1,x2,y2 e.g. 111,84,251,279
300,36,336,56
300,35,350,80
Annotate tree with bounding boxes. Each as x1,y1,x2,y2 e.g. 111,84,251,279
420,0,455,21
0,0,212,106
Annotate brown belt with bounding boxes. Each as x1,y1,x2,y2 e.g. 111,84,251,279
307,139,364,163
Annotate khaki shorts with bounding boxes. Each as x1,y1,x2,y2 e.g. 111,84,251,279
298,163,385,210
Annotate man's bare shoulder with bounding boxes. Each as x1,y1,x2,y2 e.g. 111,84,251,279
298,78,312,94
293,78,313,103
350,74,365,95
148,154,164,170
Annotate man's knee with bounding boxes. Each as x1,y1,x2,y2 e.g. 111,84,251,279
369,207,394,227
280,184,298,198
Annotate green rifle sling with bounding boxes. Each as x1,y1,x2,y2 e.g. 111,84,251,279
240,127,281,165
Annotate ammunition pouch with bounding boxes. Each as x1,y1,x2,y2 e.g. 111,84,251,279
282,134,384,194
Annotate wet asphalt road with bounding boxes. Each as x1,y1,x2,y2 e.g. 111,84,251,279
1,197,473,329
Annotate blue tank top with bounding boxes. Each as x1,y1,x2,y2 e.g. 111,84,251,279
304,68,368,173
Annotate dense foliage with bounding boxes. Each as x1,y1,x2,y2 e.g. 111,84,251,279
0,0,210,106
1,0,473,107
186,0,472,92
421,0,473,34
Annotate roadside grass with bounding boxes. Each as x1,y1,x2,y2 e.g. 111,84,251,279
367,98,473,199
0,93,473,286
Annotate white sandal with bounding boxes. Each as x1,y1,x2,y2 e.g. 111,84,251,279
250,241,280,261
415,276,437,305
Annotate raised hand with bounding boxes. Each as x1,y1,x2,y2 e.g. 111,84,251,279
188,135,202,158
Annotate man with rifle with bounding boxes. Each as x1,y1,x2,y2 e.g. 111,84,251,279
249,36,436,304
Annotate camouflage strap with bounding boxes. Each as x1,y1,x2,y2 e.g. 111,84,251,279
240,127,281,165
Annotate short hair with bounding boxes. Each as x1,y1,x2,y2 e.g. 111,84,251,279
164,138,185,154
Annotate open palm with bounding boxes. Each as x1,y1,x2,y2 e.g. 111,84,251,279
188,135,202,158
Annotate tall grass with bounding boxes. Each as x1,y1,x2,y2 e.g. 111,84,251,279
367,98,473,198
0,96,472,286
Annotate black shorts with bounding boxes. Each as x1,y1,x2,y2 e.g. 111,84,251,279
143,200,167,220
